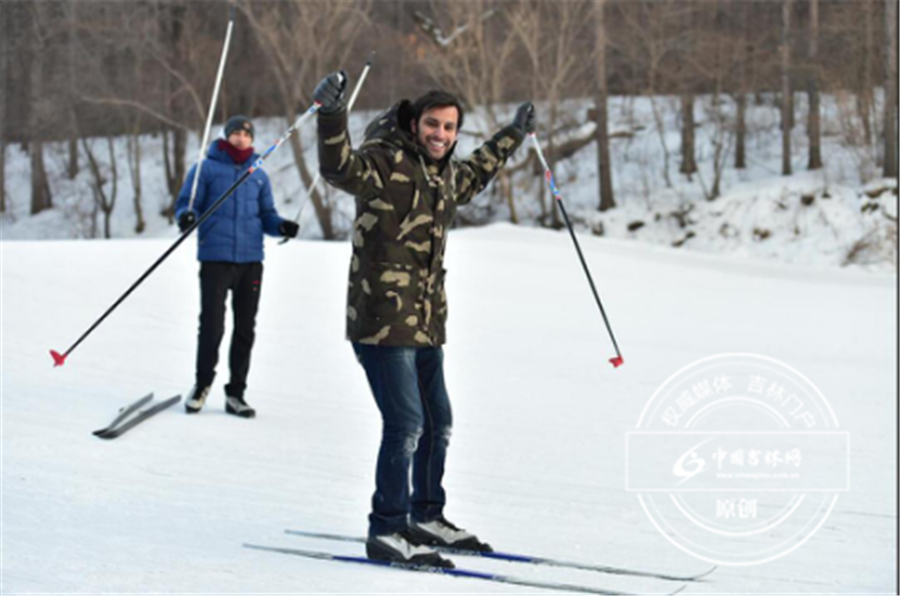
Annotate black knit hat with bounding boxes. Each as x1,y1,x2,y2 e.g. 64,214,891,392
224,115,254,140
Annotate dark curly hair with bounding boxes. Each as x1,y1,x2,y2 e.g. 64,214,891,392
411,90,465,131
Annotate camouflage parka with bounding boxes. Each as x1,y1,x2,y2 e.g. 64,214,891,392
317,100,524,347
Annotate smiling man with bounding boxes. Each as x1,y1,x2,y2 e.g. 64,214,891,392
312,72,536,568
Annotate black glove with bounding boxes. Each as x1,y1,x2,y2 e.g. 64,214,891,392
178,210,197,232
279,220,300,238
513,102,537,135
313,71,347,114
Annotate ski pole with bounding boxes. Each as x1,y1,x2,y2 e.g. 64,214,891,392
280,52,376,245
187,2,236,213
530,133,624,368
50,102,324,368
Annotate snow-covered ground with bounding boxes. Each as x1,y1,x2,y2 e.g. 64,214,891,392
1,224,896,593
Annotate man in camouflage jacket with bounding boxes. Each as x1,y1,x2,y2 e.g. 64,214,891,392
314,72,536,566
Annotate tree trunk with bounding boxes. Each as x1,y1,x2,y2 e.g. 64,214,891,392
162,129,172,213
500,171,518,224
594,0,615,212
859,0,874,146
734,2,749,170
548,101,561,229
66,1,79,180
680,94,697,177
68,138,79,179
162,128,186,220
106,137,117,239
884,0,898,178
0,16,5,214
0,138,6,214
128,129,145,234
781,0,793,176
172,128,186,212
807,0,822,170
735,94,747,169
83,136,118,239
530,47,547,224
678,4,696,178
163,1,186,220
28,2,51,214
30,142,52,215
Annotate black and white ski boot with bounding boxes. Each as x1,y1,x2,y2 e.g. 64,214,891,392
409,516,493,552
184,385,211,414
366,530,454,568
225,395,256,419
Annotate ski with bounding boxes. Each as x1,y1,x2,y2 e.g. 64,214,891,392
93,394,182,439
283,528,715,582
244,543,685,595
92,393,155,437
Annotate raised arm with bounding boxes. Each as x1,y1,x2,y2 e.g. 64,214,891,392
317,108,390,200
314,71,390,200
454,102,536,205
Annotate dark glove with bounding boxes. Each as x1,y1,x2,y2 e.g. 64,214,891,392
513,102,537,135
178,210,197,232
313,71,347,114
279,220,299,238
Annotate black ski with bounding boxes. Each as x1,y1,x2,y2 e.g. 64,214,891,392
284,528,715,582
244,543,685,595
92,393,154,436
93,394,181,439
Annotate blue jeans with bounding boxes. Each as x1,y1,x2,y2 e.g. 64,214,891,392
352,343,453,536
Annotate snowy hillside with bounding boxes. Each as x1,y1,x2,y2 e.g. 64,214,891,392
1,225,895,593
2,94,896,272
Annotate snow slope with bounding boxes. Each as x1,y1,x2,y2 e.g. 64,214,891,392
1,225,896,593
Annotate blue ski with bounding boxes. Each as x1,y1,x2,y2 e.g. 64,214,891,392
284,528,715,582
244,543,684,595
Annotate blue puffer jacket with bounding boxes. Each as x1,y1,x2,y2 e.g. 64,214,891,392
175,141,284,263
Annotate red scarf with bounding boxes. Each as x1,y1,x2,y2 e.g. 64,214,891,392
218,139,254,165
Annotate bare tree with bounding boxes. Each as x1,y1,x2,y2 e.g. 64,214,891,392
506,0,595,227
696,1,736,200
0,141,5,214
614,1,681,187
678,4,697,178
26,3,53,215
594,0,614,212
859,0,875,147
126,115,146,234
160,1,188,220
0,0,7,214
807,0,822,170
884,0,898,178
241,0,372,240
734,0,750,170
82,136,118,239
781,0,793,176
66,0,78,180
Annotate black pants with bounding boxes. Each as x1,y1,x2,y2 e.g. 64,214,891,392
196,261,263,398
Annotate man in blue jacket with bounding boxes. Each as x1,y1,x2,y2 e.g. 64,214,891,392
175,115,298,418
